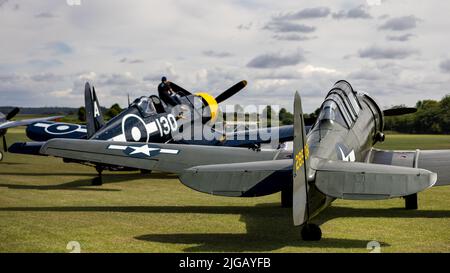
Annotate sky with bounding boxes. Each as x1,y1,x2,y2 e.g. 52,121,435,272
0,0,449,112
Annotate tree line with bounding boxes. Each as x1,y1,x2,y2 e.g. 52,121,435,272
76,95,450,134
384,95,450,134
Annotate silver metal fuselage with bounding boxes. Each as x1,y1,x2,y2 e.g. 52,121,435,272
305,91,384,217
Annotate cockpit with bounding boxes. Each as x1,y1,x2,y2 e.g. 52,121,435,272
317,80,362,128
132,95,166,117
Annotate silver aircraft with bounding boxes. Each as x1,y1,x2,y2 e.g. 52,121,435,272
0,107,61,161
36,80,450,240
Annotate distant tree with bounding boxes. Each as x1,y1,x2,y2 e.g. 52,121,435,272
261,106,274,127
440,95,450,133
231,104,244,121
279,108,294,125
105,104,122,120
384,95,450,134
77,107,86,122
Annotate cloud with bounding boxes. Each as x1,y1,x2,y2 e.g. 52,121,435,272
143,63,179,82
45,42,73,55
0,73,25,83
247,51,305,69
358,45,418,59
379,15,420,31
202,50,233,58
332,5,372,19
0,0,19,11
439,59,450,73
386,33,415,42
264,21,315,33
237,22,252,30
348,69,383,81
28,59,63,68
99,72,140,86
31,73,65,82
35,12,57,18
119,57,144,64
274,7,330,20
272,34,316,41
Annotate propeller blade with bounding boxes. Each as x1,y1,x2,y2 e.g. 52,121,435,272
215,80,247,104
2,135,7,152
170,82,192,96
383,107,417,116
6,107,20,120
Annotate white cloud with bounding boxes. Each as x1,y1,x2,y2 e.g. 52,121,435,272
0,0,449,112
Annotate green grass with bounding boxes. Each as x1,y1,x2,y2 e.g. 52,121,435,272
0,129,449,253
13,114,81,124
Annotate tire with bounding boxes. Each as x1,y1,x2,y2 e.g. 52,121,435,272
301,223,322,241
92,176,103,186
281,187,293,208
405,193,418,210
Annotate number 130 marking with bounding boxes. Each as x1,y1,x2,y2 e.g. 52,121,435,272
155,114,177,137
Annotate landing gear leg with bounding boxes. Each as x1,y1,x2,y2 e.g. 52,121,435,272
405,193,418,210
140,169,152,175
92,166,103,186
301,223,322,241
281,187,293,208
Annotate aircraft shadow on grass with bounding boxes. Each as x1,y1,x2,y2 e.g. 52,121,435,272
1,203,449,251
0,172,177,192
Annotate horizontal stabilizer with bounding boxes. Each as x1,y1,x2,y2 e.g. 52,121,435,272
313,160,437,200
0,116,63,130
180,160,292,197
8,142,45,155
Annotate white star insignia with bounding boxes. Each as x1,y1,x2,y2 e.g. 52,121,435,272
129,145,160,156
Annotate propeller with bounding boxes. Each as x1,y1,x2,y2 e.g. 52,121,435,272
169,80,247,103
170,82,192,96
1,107,20,153
6,107,20,120
383,107,417,117
215,80,247,103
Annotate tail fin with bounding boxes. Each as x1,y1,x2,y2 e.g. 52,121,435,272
293,92,310,226
84,82,105,138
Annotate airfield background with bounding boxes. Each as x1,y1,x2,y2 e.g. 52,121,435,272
1,94,449,133
0,126,449,253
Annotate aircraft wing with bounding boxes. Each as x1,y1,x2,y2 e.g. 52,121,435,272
0,116,63,130
40,139,282,174
368,149,450,186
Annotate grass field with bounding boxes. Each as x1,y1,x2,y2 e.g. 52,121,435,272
0,128,449,253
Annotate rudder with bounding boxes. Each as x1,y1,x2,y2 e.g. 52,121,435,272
84,82,105,138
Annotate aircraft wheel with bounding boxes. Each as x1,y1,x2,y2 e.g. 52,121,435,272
92,166,103,186
301,223,322,241
281,187,293,208
140,169,152,175
405,193,418,210
0,151,3,161
92,176,103,186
